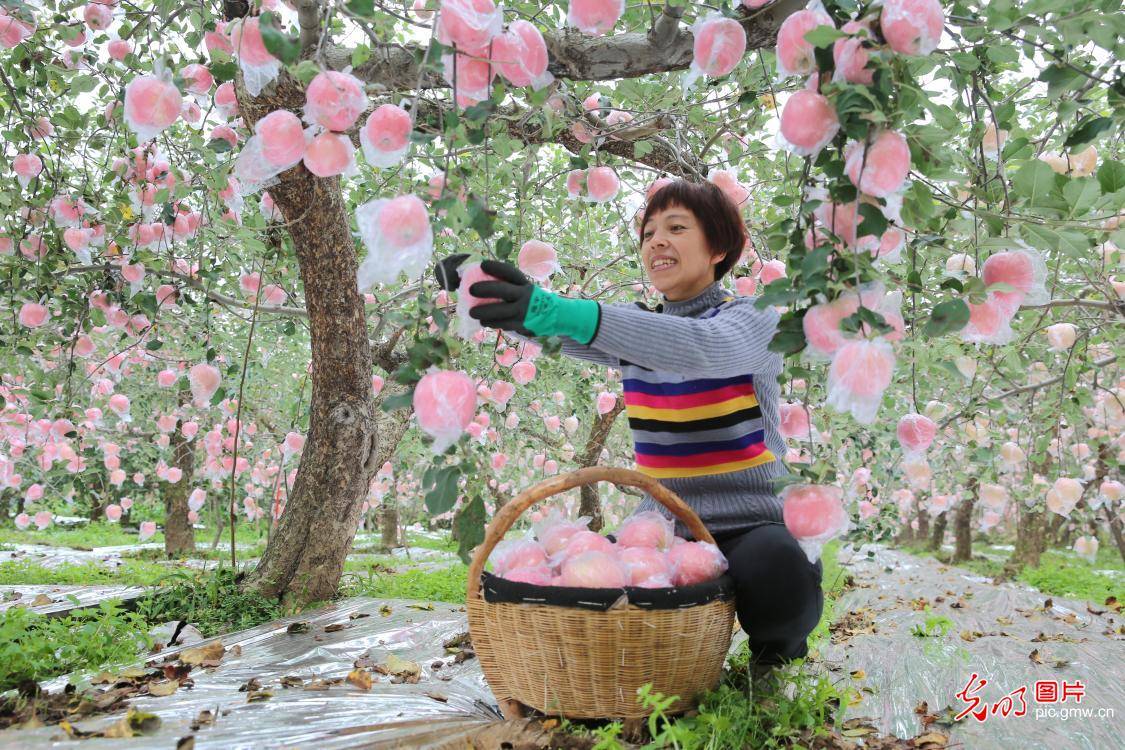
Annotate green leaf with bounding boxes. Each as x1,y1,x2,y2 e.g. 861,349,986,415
380,390,414,412
1064,115,1114,150
803,25,845,48
1038,64,1084,99
292,59,319,85
495,235,513,261
857,203,887,239
351,44,372,68
949,51,980,71
145,339,163,350
924,299,970,338
210,61,238,83
424,467,461,515
1097,160,1125,193
1055,229,1091,258
633,140,654,159
207,138,232,153
345,0,374,17
454,495,487,565
1063,177,1100,216
1011,160,1059,207
1020,223,1060,254
259,16,301,65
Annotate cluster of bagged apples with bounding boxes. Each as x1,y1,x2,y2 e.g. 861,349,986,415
488,510,728,589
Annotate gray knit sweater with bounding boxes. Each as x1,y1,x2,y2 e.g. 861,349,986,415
559,282,790,539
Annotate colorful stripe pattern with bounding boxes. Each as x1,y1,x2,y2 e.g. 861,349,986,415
623,369,777,479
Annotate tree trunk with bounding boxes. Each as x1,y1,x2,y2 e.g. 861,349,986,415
952,477,978,564
379,500,399,550
929,511,947,552
373,383,412,551
916,507,929,542
163,388,197,556
239,72,382,605
577,398,625,532
1103,506,1125,565
1011,507,1044,568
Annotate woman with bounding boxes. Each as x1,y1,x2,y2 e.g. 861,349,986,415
437,179,822,668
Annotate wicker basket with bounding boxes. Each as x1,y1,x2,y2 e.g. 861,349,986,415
466,466,736,720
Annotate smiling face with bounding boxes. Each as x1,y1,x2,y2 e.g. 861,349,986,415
640,205,723,301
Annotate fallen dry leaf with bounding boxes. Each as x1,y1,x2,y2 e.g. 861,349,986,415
31,594,54,606
286,622,310,634
102,709,163,739
246,689,273,703
349,612,370,620
346,669,373,690
148,680,179,697
180,641,224,666
850,669,866,680
190,710,214,731
374,653,421,683
379,605,392,616
176,736,195,750
407,603,435,611
915,731,950,748
1105,596,1121,613
425,691,448,703
280,675,304,688
1029,649,1044,665
238,678,262,693
324,622,350,633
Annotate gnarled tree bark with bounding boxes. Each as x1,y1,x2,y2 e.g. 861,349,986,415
952,477,978,564
236,69,382,603
163,386,197,556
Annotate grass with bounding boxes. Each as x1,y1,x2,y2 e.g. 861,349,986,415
0,600,152,694
122,542,268,562
342,563,469,603
0,566,288,693
1017,549,1124,603
0,522,157,550
0,520,267,552
403,529,459,553
134,567,285,637
0,559,173,587
901,539,1124,604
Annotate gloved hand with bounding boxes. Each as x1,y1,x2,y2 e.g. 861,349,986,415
468,260,601,345
434,253,470,291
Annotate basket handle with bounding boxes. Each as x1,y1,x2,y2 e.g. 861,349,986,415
466,466,715,600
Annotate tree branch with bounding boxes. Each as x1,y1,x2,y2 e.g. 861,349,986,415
323,0,802,88
297,0,322,53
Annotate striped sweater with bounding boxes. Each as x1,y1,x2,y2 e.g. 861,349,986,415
560,282,790,538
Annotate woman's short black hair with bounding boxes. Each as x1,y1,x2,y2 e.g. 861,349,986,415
638,179,747,281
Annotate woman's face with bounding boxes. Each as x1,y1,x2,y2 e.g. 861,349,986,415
640,205,722,301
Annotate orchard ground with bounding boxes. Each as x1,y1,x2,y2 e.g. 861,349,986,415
1,516,1121,747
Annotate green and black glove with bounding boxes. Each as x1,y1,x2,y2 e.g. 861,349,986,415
469,260,601,345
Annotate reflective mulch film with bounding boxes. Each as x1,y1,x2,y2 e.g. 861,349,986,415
822,543,1123,750
3,597,499,750
0,585,146,616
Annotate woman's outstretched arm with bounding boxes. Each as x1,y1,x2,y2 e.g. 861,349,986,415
592,298,782,378
509,330,620,367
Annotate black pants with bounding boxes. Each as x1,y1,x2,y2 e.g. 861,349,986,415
712,522,824,665
609,522,823,665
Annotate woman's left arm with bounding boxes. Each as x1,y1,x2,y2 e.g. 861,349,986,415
592,300,782,378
